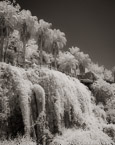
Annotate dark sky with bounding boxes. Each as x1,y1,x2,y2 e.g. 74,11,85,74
16,0,115,69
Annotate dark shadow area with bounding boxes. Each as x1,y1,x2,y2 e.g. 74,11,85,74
7,105,25,139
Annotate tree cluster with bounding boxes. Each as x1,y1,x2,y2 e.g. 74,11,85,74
0,0,115,82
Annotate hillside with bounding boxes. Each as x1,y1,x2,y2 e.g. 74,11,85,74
0,0,115,145
0,62,115,145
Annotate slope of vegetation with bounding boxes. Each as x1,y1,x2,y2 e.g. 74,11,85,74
0,1,115,145
0,63,115,145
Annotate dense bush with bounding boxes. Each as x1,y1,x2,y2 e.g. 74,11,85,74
92,104,106,124
90,79,114,105
1,63,115,144
0,63,25,138
103,124,115,142
50,129,114,145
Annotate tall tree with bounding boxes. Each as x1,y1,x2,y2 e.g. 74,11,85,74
6,30,21,65
36,19,52,67
69,47,91,74
104,68,113,83
0,0,19,62
0,14,5,61
88,63,105,79
17,10,38,66
49,29,67,69
58,51,78,75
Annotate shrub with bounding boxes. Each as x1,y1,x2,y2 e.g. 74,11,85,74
90,79,114,105
50,128,114,145
92,104,106,123
103,124,115,142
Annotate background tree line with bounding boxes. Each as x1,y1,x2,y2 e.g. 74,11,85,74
0,0,115,82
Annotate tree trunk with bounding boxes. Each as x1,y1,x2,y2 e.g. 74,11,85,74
4,27,9,62
54,50,57,69
53,42,58,69
0,36,4,62
79,63,85,75
74,68,76,77
23,40,26,67
39,37,43,68
17,50,20,66
22,22,28,68
113,72,115,83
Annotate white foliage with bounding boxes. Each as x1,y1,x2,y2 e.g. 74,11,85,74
48,29,67,49
58,51,78,73
29,67,93,127
51,128,114,145
88,63,105,79
26,39,38,60
69,46,91,67
104,69,113,82
5,64,33,134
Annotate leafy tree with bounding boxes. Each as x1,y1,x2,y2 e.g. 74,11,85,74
42,51,51,65
49,29,67,69
26,40,51,66
106,108,115,124
90,79,114,105
5,31,19,65
88,63,105,79
36,19,52,67
103,124,115,142
104,69,113,83
25,39,40,67
17,10,38,66
26,39,38,60
69,47,91,74
0,0,20,62
93,104,106,123
58,51,78,75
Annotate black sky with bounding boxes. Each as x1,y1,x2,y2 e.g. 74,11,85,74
16,0,115,69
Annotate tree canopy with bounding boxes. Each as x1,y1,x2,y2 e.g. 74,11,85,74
0,0,114,79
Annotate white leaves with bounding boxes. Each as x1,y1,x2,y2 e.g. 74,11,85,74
91,79,114,104
38,19,52,32
104,69,113,82
69,46,91,67
35,19,52,46
0,0,19,29
58,51,78,72
88,63,105,79
17,9,39,40
49,28,67,49
69,46,80,55
26,39,38,60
